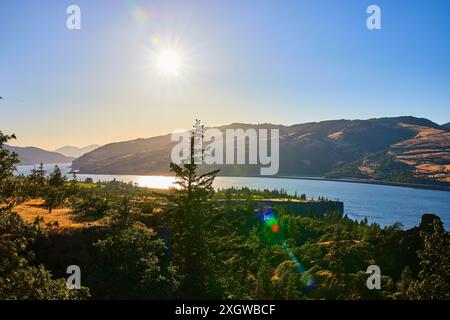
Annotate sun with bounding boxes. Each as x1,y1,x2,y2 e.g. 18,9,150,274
155,50,184,77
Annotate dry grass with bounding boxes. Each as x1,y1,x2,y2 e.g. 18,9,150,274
392,124,450,183
13,199,104,230
358,165,376,176
316,270,333,278
295,133,312,140
328,131,344,140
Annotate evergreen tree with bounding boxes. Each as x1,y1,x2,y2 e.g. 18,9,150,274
26,164,47,198
70,171,78,188
36,163,46,186
254,259,273,299
393,266,415,300
0,132,18,181
329,225,346,273
409,219,450,299
44,165,67,213
164,122,219,298
0,132,19,209
48,165,66,188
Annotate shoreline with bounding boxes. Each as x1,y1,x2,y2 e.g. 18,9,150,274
15,163,450,192
74,171,450,192
273,176,450,192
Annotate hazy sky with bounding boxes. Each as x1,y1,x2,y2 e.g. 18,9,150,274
1,0,449,150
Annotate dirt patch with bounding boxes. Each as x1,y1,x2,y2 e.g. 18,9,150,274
328,131,343,140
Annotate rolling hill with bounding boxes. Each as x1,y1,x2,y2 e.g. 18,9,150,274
5,145,74,165
72,116,450,187
55,144,100,158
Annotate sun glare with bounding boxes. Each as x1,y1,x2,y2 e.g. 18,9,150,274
155,50,184,77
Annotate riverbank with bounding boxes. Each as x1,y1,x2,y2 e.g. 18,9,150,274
73,169,450,192
274,176,450,192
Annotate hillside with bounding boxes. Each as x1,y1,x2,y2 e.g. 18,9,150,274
5,145,74,165
72,116,450,187
326,123,450,184
55,144,100,158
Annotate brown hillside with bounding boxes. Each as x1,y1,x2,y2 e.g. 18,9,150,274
390,124,450,183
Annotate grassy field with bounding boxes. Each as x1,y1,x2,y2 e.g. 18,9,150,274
14,198,104,229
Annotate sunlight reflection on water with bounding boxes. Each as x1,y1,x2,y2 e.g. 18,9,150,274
15,163,450,229
137,176,177,189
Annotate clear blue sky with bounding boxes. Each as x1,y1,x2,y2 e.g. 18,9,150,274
1,0,449,149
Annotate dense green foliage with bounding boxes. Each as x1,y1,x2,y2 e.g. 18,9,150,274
326,151,418,183
0,131,89,299
1,130,449,300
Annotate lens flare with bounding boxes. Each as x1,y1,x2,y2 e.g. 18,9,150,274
132,7,149,25
125,0,153,26
282,242,317,290
258,204,317,290
271,224,280,233
151,35,160,46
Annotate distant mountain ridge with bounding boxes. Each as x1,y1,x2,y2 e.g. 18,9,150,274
72,116,450,188
5,145,74,165
55,144,100,158
442,122,450,130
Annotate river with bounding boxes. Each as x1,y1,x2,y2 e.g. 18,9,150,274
15,163,450,229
